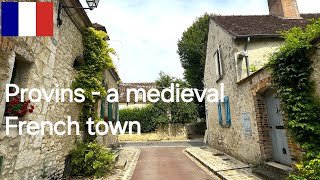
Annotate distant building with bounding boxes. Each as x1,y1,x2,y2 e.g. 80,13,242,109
119,83,156,109
204,0,320,166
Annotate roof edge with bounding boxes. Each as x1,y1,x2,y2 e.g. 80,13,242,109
108,68,121,82
235,34,282,39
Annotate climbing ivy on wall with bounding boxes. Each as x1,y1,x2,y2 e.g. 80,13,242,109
69,28,116,178
267,19,320,179
72,27,115,141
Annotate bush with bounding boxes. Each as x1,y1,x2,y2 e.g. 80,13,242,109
288,158,320,180
70,141,115,178
119,106,156,133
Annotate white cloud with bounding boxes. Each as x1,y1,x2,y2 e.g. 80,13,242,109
80,0,320,82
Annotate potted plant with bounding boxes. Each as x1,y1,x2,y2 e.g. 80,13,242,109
4,93,34,122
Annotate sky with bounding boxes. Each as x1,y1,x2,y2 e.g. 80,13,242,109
80,0,320,83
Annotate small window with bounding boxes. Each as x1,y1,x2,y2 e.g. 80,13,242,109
214,48,223,80
218,96,231,127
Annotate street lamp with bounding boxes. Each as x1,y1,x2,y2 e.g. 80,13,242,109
86,0,100,10
57,0,100,27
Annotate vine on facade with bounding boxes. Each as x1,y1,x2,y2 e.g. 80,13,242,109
267,18,320,179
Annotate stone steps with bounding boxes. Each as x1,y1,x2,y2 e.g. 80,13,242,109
252,162,293,180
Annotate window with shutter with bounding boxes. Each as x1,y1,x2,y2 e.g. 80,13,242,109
217,96,231,127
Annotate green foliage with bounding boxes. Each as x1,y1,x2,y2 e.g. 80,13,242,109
249,64,258,73
288,158,320,180
72,27,115,141
153,72,199,124
119,106,156,133
177,13,209,118
70,141,115,178
266,18,320,178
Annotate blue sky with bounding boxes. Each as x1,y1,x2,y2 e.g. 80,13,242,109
80,0,320,83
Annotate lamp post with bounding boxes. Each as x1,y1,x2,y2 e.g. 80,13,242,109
57,0,100,27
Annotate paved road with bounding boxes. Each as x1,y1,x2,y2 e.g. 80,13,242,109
130,147,214,180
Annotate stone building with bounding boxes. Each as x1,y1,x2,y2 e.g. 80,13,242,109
0,0,119,179
119,83,156,109
204,0,320,168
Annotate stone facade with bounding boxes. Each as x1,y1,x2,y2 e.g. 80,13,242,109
204,11,320,165
0,0,119,179
204,18,303,165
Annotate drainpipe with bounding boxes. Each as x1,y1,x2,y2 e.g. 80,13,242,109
244,37,251,76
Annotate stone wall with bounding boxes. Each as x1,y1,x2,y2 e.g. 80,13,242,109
0,0,117,179
311,40,320,98
204,19,292,165
156,124,188,138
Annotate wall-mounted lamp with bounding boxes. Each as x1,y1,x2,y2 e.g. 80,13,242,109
57,0,100,27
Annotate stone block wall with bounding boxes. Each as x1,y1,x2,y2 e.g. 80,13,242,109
204,19,265,164
0,0,117,179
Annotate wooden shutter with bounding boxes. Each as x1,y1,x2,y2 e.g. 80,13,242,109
108,102,113,121
224,96,231,127
218,100,223,126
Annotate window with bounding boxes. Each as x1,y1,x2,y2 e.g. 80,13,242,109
218,96,231,127
214,48,223,80
0,156,3,174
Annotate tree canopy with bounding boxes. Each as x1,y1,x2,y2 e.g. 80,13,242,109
177,13,210,118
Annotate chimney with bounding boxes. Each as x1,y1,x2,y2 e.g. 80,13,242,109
268,0,301,18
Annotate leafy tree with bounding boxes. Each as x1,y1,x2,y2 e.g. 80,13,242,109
153,72,199,124
177,13,210,118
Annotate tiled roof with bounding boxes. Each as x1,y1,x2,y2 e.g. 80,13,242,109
119,83,157,103
211,13,320,38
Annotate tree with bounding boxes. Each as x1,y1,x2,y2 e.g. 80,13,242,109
152,72,199,124
177,13,210,118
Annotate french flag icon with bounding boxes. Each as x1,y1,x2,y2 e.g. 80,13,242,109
1,2,53,36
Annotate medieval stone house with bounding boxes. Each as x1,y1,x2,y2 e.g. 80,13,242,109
0,0,120,179
119,82,156,109
204,0,320,168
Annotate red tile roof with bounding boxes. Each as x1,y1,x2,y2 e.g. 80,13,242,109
119,83,157,103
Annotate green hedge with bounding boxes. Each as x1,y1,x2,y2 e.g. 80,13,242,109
119,106,156,133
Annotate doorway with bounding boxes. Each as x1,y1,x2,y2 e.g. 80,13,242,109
264,89,291,165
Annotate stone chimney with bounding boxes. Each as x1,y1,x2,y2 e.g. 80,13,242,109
268,0,301,18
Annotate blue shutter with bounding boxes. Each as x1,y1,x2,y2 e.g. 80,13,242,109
218,100,223,126
224,96,231,127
